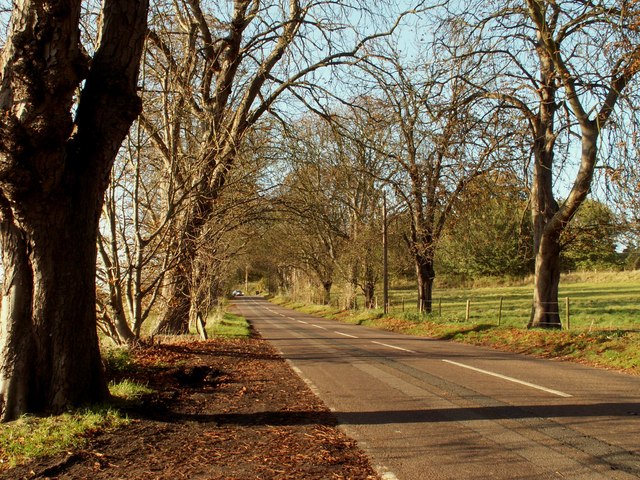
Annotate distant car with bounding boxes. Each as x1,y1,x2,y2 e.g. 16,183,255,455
232,290,244,297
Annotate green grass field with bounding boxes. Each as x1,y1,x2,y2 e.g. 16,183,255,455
313,271,640,331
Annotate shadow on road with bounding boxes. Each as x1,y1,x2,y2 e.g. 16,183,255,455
170,402,640,427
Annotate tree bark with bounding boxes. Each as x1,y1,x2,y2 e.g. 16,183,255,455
530,232,562,328
415,256,435,314
154,201,207,335
154,265,191,335
0,0,149,420
528,27,561,329
321,281,332,305
363,263,376,309
0,207,36,419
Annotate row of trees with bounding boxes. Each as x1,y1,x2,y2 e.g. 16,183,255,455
254,0,640,328
93,0,420,343
0,0,419,420
0,0,638,420
252,113,627,306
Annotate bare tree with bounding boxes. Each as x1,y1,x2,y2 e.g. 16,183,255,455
327,99,390,309
140,0,419,334
0,0,148,420
355,43,514,313
273,119,350,303
451,0,640,327
97,130,186,344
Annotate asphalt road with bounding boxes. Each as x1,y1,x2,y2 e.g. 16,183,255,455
233,297,640,480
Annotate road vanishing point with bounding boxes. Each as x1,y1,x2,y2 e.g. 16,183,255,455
234,297,640,480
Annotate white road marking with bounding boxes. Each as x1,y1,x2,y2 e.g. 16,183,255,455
442,359,572,398
334,331,358,339
371,341,416,353
311,324,327,330
289,364,322,397
378,469,400,480
297,320,308,324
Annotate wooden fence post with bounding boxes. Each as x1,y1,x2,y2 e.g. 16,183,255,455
565,297,570,330
498,296,503,326
439,298,442,316
466,300,471,322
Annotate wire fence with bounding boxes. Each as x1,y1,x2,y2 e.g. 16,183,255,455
289,289,640,331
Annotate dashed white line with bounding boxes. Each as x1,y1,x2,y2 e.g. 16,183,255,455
311,324,327,330
371,341,416,353
334,331,358,339
297,320,308,324
442,359,572,398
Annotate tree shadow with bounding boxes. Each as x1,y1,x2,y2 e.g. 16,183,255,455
151,402,640,427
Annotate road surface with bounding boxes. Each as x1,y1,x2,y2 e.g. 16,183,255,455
233,297,640,480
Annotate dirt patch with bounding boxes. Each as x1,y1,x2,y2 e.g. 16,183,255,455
2,338,378,479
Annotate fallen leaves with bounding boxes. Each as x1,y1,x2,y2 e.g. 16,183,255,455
1,337,378,480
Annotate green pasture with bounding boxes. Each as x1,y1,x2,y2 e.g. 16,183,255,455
311,271,640,331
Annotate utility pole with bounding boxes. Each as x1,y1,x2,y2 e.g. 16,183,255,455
383,192,389,314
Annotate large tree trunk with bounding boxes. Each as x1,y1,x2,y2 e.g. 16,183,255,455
0,202,110,419
0,209,36,419
528,147,562,328
154,265,191,335
415,256,435,314
0,187,114,421
321,281,332,305
528,45,562,329
530,232,562,328
0,0,149,420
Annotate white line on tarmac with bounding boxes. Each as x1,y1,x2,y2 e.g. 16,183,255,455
371,341,416,353
378,471,400,480
442,359,572,398
297,320,308,324
311,324,327,330
334,331,358,339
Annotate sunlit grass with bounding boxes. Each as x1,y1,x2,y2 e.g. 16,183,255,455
309,272,640,330
0,364,154,469
0,408,126,469
206,311,251,338
109,379,154,401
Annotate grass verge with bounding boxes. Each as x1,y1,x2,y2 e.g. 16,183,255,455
272,296,640,375
0,406,126,469
0,349,153,470
206,311,251,338
313,272,640,331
